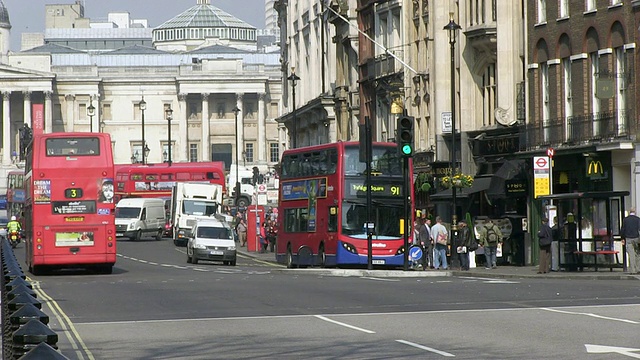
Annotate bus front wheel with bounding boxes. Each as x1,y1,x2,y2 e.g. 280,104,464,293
318,245,326,268
286,247,297,269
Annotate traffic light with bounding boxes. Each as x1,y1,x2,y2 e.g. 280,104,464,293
396,115,414,157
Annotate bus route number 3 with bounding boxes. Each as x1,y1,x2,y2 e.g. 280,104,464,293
65,188,84,199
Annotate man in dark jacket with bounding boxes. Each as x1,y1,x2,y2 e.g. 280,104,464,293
621,208,640,274
456,220,473,271
537,217,553,274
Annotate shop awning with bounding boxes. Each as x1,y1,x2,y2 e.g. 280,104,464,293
430,175,493,201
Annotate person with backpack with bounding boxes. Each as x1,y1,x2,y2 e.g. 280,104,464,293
480,219,502,269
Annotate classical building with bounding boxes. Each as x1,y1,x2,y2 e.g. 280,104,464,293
0,0,283,195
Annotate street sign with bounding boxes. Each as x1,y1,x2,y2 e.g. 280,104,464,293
533,156,551,198
547,147,554,158
257,184,267,192
409,245,423,261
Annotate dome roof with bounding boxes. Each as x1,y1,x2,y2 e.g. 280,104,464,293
0,0,11,29
156,1,255,31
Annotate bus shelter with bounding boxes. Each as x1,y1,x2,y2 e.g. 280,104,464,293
537,191,628,271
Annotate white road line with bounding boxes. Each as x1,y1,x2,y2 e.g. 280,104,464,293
543,308,639,324
360,276,400,282
314,315,376,334
396,339,455,357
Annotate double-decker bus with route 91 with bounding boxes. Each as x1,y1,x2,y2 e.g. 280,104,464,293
24,132,117,274
276,141,414,268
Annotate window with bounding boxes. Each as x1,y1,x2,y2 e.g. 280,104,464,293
79,104,87,121
131,143,144,163
590,52,600,115
482,64,496,126
162,142,173,163
134,103,141,121
102,103,112,120
283,208,309,233
244,143,254,163
46,137,100,157
269,143,280,163
611,0,622,5
189,144,198,162
559,0,569,18
537,0,546,23
563,58,572,118
586,0,596,11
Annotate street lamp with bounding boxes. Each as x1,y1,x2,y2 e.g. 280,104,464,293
131,150,139,164
444,12,461,265
287,68,300,149
139,96,147,164
87,98,95,133
165,106,173,166
143,144,150,164
232,106,241,206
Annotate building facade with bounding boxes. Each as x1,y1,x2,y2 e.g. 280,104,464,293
0,0,283,195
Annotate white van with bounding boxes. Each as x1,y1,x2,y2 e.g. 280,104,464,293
187,218,236,266
115,198,166,241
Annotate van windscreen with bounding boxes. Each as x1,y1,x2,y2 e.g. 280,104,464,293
115,207,141,219
197,227,231,239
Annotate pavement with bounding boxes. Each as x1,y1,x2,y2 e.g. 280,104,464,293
238,248,640,280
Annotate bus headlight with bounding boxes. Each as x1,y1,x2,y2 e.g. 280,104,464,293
396,246,405,255
341,241,358,254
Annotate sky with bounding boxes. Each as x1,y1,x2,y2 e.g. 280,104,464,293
4,0,267,51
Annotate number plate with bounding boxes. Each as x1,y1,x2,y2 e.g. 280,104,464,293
115,233,123,237
372,259,385,265
210,250,223,255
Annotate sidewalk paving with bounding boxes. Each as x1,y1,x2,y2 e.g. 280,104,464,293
238,248,640,280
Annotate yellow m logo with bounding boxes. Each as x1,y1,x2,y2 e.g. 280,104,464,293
587,161,603,175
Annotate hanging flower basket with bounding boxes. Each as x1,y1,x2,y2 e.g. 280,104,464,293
440,173,474,189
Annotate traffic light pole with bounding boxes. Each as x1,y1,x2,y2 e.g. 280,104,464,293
397,115,414,271
365,117,373,270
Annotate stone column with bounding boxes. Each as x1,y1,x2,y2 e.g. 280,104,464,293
2,91,11,164
257,93,266,163
65,95,75,132
201,93,210,161
236,93,244,167
178,93,188,162
44,91,53,133
23,91,31,126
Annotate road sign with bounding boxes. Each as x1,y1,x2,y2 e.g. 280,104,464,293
547,147,554,158
409,245,423,261
257,184,267,192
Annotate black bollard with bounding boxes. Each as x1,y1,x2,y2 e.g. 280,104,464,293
18,342,69,360
9,303,49,332
12,319,59,359
8,293,42,312
5,277,33,292
7,285,37,301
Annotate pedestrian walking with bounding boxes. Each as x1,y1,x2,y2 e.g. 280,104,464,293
456,220,472,271
620,208,640,274
537,217,553,274
236,218,248,247
430,216,448,270
479,219,502,269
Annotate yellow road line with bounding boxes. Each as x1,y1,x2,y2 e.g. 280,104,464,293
29,279,95,360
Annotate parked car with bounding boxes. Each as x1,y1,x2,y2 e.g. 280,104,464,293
187,219,236,266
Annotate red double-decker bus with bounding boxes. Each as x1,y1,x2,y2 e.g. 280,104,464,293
24,133,117,274
114,162,226,202
5,169,26,219
276,141,413,268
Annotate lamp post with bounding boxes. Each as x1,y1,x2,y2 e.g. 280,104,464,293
87,97,95,133
143,144,150,164
139,97,147,164
131,151,139,164
165,106,173,166
287,68,300,149
232,106,241,206
444,12,461,265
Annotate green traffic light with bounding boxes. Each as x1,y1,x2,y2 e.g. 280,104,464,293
402,144,412,155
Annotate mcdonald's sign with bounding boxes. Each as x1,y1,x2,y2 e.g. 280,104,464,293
585,159,607,179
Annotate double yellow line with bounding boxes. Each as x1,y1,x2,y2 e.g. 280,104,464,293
29,279,94,360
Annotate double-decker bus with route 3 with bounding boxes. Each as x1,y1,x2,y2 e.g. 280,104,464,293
24,132,117,274
276,141,414,268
